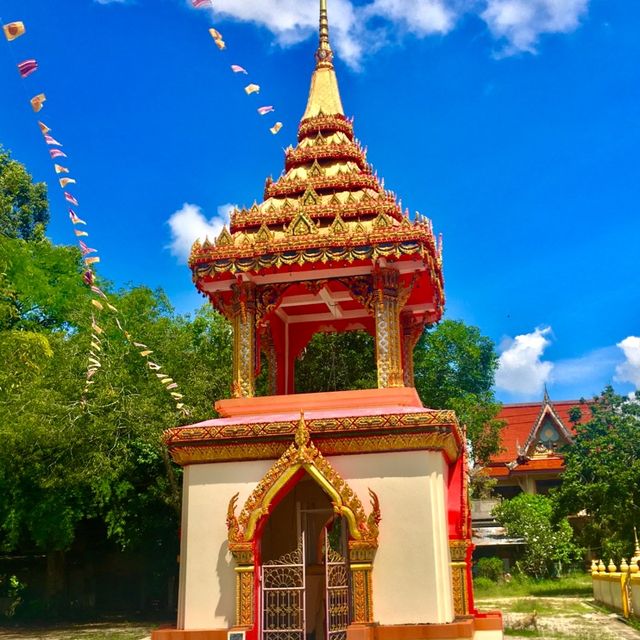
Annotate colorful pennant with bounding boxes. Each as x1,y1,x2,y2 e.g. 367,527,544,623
3,21,26,41
30,93,46,112
17,59,38,78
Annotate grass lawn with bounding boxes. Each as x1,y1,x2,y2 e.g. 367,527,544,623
0,620,164,640
473,572,592,599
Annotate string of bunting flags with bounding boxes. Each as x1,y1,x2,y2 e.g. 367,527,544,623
191,0,284,135
2,19,189,415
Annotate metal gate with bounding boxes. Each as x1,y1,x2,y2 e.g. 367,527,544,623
325,529,351,640
261,538,306,640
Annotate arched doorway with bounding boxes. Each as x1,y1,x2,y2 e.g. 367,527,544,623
260,474,350,640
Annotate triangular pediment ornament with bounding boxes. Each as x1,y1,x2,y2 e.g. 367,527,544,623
266,202,276,214
373,211,392,228
216,226,233,247
308,160,324,178
346,192,357,205
329,212,349,236
524,398,574,458
329,193,341,206
282,198,293,210
362,190,374,202
314,131,326,146
288,210,318,236
302,188,320,206
255,222,274,244
237,232,254,247
226,413,381,556
250,201,260,214
354,220,367,235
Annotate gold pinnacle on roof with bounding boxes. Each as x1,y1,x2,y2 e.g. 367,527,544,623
317,0,333,68
303,0,344,118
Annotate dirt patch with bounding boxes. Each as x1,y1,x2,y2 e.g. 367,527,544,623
477,596,640,640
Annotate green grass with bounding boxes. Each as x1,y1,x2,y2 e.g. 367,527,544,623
504,632,603,639
0,621,158,640
504,598,588,615
474,573,592,599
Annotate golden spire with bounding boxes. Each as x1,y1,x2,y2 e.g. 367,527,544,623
302,0,344,119
316,0,333,68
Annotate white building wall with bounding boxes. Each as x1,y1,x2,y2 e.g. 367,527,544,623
178,449,454,630
178,460,272,630
329,450,455,625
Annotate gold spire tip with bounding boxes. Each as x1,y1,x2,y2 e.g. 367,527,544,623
316,0,334,68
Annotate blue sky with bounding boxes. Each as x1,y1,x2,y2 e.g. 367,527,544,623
1,0,638,403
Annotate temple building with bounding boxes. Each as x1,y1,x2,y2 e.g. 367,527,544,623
472,394,588,556
153,2,502,639
484,393,586,497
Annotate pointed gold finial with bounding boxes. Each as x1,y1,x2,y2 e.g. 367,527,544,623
316,0,334,68
295,411,310,448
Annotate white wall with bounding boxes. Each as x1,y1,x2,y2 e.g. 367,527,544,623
329,450,455,624
178,460,272,630
178,449,455,629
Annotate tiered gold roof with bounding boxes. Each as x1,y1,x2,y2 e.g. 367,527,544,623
189,0,443,307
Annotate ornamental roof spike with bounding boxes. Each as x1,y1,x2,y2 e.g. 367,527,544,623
216,225,233,247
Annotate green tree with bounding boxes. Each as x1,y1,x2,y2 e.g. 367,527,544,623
553,387,640,561
0,147,49,240
414,320,505,475
0,231,234,610
295,331,376,393
494,493,582,578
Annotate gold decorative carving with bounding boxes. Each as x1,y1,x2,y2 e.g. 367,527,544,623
449,540,471,617
401,311,424,387
287,210,319,236
216,226,233,247
374,267,403,388
235,566,254,626
231,281,256,398
226,413,380,549
165,409,463,465
351,564,374,623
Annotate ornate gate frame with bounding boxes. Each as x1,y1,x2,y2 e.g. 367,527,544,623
226,413,380,637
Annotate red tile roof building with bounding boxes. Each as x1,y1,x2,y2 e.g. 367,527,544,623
485,393,589,497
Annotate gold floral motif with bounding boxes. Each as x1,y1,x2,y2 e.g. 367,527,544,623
235,567,254,626
351,565,374,623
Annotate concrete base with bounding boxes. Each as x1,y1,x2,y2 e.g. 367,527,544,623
152,616,503,640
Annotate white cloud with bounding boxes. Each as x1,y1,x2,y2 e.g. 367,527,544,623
94,0,128,4
552,346,620,385
194,0,590,67
166,202,234,263
482,0,589,55
615,336,640,389
363,0,458,35
495,326,553,396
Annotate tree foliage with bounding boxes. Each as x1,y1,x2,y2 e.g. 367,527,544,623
295,331,376,393
494,494,582,578
0,147,49,241
553,387,640,561
414,320,504,469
